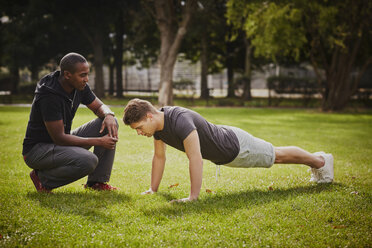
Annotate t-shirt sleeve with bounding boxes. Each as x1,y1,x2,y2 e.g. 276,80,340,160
39,95,63,122
174,113,196,141
81,83,96,105
153,133,161,140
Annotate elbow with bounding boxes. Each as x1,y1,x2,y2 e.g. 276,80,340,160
53,139,65,146
51,134,67,146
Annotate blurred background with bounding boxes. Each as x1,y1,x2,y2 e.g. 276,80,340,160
0,0,371,110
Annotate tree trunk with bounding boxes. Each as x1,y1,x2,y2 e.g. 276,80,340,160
322,55,361,111
154,0,197,106
30,63,39,82
319,37,371,111
115,10,124,98
158,61,174,106
124,66,128,91
109,61,114,96
226,41,235,98
242,37,252,100
147,67,152,91
73,17,105,98
92,31,105,98
200,31,209,99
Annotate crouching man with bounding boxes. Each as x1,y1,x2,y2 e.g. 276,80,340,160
22,52,118,193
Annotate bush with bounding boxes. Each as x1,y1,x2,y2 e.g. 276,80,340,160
267,75,320,94
18,81,37,94
0,72,13,91
173,78,195,91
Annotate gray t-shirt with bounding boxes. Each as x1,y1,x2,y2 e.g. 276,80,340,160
153,106,239,165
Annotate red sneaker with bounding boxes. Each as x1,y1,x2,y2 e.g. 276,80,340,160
84,182,118,191
30,170,51,193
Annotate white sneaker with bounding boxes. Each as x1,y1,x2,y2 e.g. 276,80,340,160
309,152,324,182
315,152,334,183
309,168,318,182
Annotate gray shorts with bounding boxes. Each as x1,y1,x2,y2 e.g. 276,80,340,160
223,126,275,168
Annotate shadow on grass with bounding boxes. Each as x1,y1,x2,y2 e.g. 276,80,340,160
27,191,131,223
157,192,177,201
143,183,342,217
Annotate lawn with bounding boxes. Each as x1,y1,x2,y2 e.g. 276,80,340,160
0,106,371,247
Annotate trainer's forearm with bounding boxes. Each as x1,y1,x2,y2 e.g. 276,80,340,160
188,158,203,200
150,155,166,192
53,133,102,147
95,104,115,119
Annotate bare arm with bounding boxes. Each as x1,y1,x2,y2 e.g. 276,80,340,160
151,139,167,192
172,130,203,202
143,139,166,194
87,98,118,139
44,120,117,149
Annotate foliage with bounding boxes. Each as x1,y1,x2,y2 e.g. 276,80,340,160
129,1,160,69
227,1,306,61
182,0,239,73
227,0,372,111
1,0,371,109
0,106,371,247
0,72,13,90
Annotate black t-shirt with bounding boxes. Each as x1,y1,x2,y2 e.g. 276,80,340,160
153,106,239,165
22,71,96,155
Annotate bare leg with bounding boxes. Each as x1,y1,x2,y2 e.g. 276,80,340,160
274,146,325,169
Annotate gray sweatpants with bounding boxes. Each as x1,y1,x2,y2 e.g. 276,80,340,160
23,118,117,189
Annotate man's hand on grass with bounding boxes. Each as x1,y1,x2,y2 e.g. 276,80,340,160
170,197,196,203
141,188,155,195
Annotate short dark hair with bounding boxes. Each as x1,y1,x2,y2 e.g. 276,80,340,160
123,98,158,125
60,52,87,74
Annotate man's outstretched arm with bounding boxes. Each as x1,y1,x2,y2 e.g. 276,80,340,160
143,139,166,194
172,130,203,202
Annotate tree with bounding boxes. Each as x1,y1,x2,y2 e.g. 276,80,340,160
114,7,124,98
143,0,197,106
0,0,60,92
226,1,255,100
182,0,226,99
127,7,160,93
183,0,245,99
110,0,141,98
53,0,116,98
304,0,372,110
227,0,372,111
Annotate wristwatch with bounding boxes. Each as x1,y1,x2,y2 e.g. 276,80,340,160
100,104,115,118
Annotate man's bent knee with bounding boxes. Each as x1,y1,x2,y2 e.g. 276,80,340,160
77,153,99,174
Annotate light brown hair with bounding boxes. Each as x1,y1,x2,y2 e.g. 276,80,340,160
123,98,157,125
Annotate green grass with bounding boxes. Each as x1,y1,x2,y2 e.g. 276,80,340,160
0,106,371,247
